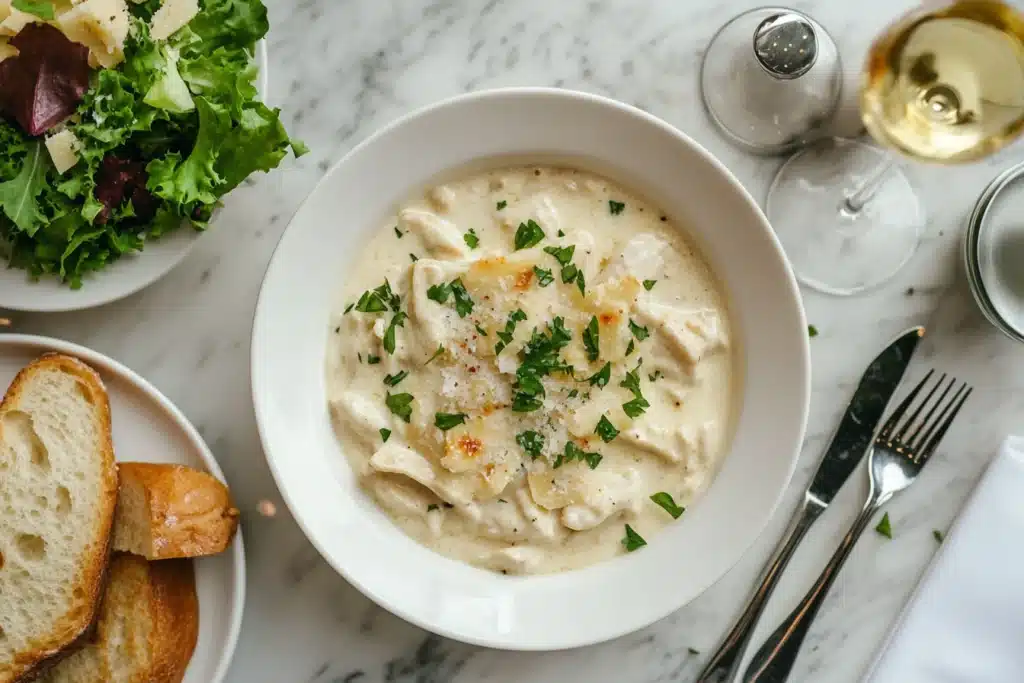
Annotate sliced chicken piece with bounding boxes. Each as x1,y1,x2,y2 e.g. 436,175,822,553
368,443,478,506
330,390,391,452
399,208,470,260
365,473,437,520
427,185,457,213
620,420,717,467
634,302,728,369
598,234,670,285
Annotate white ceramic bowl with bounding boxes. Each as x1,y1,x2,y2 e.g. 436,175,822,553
252,88,810,650
0,42,269,313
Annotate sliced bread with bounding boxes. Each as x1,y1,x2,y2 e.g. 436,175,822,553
37,553,199,683
113,463,239,560
0,354,118,683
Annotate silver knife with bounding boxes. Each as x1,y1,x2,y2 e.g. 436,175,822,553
695,326,924,683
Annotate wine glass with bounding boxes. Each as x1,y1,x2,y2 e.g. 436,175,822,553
706,1,1024,295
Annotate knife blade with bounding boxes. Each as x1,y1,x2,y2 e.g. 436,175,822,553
805,325,924,507
696,325,924,683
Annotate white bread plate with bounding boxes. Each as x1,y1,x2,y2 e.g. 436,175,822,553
252,88,810,650
0,42,268,314
0,334,245,683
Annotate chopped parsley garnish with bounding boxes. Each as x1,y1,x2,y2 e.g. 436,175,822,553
560,263,578,283
875,512,892,539
625,339,635,356
367,354,381,365
394,226,403,238
533,266,554,287
543,244,576,266
383,370,409,387
385,393,414,423
449,278,474,317
510,317,573,412
355,279,401,313
553,441,602,469
343,303,355,314
595,415,619,443
474,323,488,336
379,428,392,443
383,311,407,355
557,229,565,237
643,279,656,291
496,200,507,210
575,269,586,295
427,503,439,512
587,362,611,388
583,316,600,362
426,282,451,304
933,529,944,543
410,253,419,262
650,492,685,519
424,345,445,365
648,370,663,382
808,324,819,338
464,228,480,249
609,200,625,215
434,412,468,431
628,319,650,341
567,389,580,398
622,524,646,552
514,219,545,250
620,363,650,418
495,309,528,354
358,353,363,363
516,430,545,459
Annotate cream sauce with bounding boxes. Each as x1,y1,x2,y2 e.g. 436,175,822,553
326,166,739,574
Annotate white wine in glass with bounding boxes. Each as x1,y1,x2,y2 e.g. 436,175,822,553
862,0,1024,163
767,0,1024,296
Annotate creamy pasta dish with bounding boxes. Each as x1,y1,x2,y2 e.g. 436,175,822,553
326,166,738,575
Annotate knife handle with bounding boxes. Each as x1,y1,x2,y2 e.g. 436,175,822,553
695,497,825,683
743,499,881,683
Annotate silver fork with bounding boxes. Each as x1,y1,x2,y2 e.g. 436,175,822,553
743,370,972,683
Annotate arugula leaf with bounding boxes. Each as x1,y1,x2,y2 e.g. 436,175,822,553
516,430,544,459
514,219,545,250
12,0,54,19
595,415,619,443
434,412,467,431
533,266,554,287
583,316,600,361
622,524,647,552
650,492,685,519
0,140,49,235
587,362,611,388
385,393,414,423
383,370,408,387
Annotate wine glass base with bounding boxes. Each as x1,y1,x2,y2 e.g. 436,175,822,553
767,138,925,296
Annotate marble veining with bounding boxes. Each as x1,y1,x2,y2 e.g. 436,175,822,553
4,0,1024,681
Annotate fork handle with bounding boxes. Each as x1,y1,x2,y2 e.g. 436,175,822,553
743,496,888,683
695,498,824,683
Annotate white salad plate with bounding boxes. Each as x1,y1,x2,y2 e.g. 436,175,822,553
0,42,269,313
251,88,810,650
0,334,245,682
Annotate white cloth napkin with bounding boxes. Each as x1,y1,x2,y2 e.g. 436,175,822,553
864,436,1024,683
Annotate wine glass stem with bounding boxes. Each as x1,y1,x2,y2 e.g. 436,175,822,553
841,157,896,216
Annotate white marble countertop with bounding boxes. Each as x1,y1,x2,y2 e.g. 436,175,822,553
6,1,1024,681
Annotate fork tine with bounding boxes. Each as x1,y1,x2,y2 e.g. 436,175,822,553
905,376,956,448
877,369,935,441
894,373,948,442
917,384,972,461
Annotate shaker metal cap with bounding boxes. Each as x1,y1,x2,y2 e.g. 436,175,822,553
754,12,818,79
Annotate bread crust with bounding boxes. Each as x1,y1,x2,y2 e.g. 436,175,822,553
1,354,118,683
143,558,199,683
114,463,239,560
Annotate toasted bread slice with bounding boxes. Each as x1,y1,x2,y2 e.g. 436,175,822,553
113,463,239,560
0,354,118,683
37,554,199,683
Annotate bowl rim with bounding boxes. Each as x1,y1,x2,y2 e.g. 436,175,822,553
251,86,810,649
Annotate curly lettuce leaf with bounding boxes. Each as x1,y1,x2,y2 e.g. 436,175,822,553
188,0,269,49
0,141,49,235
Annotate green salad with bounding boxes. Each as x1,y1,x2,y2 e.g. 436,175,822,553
0,0,304,287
